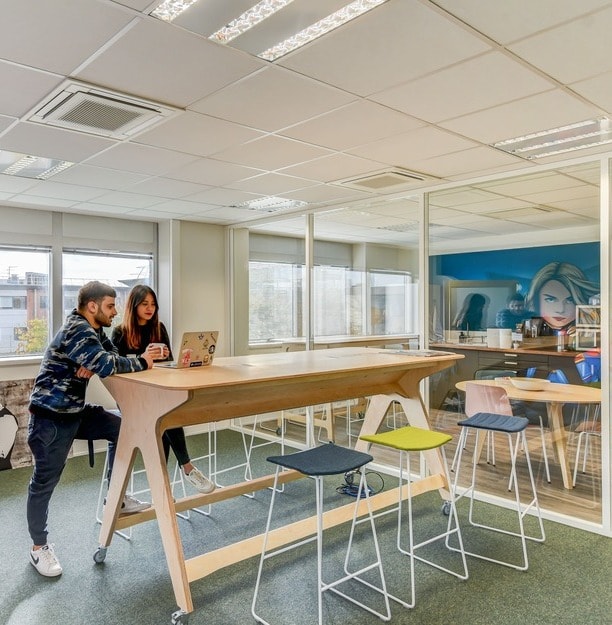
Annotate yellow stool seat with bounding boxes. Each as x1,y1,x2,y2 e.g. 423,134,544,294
360,426,451,451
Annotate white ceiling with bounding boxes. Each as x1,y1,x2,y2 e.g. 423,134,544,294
0,0,609,246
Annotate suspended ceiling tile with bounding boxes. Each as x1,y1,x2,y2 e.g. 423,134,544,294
0,0,134,75
0,121,115,163
87,143,198,176
126,177,212,199
283,184,370,205
133,111,263,157
439,89,602,144
571,70,612,112
76,19,264,108
373,51,553,123
213,135,332,170
279,153,388,184
19,181,106,202
281,100,424,151
508,6,612,84
164,158,263,187
190,66,356,132
8,195,77,209
51,164,149,189
279,0,490,96
227,172,318,195
348,126,477,168
88,191,167,209
0,175,39,194
0,62,63,118
410,145,520,178
138,199,215,215
183,187,261,206
433,0,611,45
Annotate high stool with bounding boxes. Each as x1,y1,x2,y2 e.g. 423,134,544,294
359,426,468,608
451,388,546,570
251,443,391,625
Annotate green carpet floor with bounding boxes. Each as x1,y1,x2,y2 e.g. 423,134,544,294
1,429,610,625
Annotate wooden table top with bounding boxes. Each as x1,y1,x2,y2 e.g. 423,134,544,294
456,378,600,404
114,347,462,392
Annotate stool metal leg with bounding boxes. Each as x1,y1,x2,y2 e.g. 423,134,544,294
395,448,468,608
450,427,545,571
252,465,391,625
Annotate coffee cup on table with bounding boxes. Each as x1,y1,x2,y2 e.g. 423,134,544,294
148,343,166,360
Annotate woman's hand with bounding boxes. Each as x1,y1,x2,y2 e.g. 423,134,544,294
145,343,169,361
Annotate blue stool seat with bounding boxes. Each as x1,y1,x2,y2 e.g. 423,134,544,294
458,413,528,433
267,443,372,476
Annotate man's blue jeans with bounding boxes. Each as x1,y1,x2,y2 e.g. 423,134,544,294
27,406,121,546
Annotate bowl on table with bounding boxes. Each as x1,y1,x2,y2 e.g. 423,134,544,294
509,377,549,391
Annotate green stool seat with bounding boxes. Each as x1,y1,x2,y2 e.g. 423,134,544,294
360,426,452,452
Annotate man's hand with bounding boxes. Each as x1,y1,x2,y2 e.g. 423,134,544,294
76,366,94,379
141,352,155,369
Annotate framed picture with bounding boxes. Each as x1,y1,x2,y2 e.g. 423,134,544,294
446,280,517,331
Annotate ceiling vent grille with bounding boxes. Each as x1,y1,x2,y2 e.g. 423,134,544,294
335,168,436,193
28,82,177,139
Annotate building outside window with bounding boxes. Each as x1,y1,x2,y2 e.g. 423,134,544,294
0,247,50,356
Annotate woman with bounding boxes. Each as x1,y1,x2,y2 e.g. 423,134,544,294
452,292,487,332
525,262,599,335
112,285,214,494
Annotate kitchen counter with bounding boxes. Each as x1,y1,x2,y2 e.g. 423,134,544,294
430,341,581,358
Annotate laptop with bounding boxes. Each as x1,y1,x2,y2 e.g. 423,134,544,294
156,331,219,368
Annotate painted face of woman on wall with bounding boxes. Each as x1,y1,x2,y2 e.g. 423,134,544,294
539,279,576,329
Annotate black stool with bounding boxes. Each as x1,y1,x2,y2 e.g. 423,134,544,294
251,443,391,625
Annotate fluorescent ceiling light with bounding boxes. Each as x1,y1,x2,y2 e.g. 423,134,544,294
0,150,74,179
235,196,307,212
258,0,388,61
493,118,612,159
151,0,200,22
210,0,295,44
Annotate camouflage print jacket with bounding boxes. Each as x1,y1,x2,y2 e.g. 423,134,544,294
29,309,148,419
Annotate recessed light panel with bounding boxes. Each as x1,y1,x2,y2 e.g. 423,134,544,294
0,150,74,180
493,118,612,159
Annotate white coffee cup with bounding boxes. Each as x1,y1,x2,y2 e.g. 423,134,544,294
149,343,166,360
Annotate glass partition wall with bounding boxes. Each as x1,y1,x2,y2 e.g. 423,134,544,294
230,158,609,532
427,161,605,527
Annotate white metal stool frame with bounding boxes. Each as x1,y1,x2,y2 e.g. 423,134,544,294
251,444,392,625
449,414,546,571
359,427,468,609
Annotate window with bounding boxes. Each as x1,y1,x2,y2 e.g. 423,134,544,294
62,250,153,335
249,261,304,341
0,247,50,356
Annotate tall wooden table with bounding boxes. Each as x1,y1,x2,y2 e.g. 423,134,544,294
99,347,460,623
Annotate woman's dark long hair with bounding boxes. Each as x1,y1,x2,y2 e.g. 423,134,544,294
121,284,162,350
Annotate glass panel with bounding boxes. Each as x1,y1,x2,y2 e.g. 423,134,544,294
0,248,50,357
428,161,602,525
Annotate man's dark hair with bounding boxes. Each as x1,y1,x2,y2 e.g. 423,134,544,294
77,281,116,311
507,293,525,304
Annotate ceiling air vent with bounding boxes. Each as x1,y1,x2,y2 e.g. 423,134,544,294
28,82,177,139
335,168,436,193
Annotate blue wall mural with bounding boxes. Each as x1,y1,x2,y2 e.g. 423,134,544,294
431,242,600,335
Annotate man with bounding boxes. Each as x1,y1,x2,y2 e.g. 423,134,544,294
27,281,155,577
495,293,530,330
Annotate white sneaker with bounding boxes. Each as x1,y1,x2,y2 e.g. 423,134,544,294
120,494,151,514
30,543,62,577
104,494,151,514
184,467,215,494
